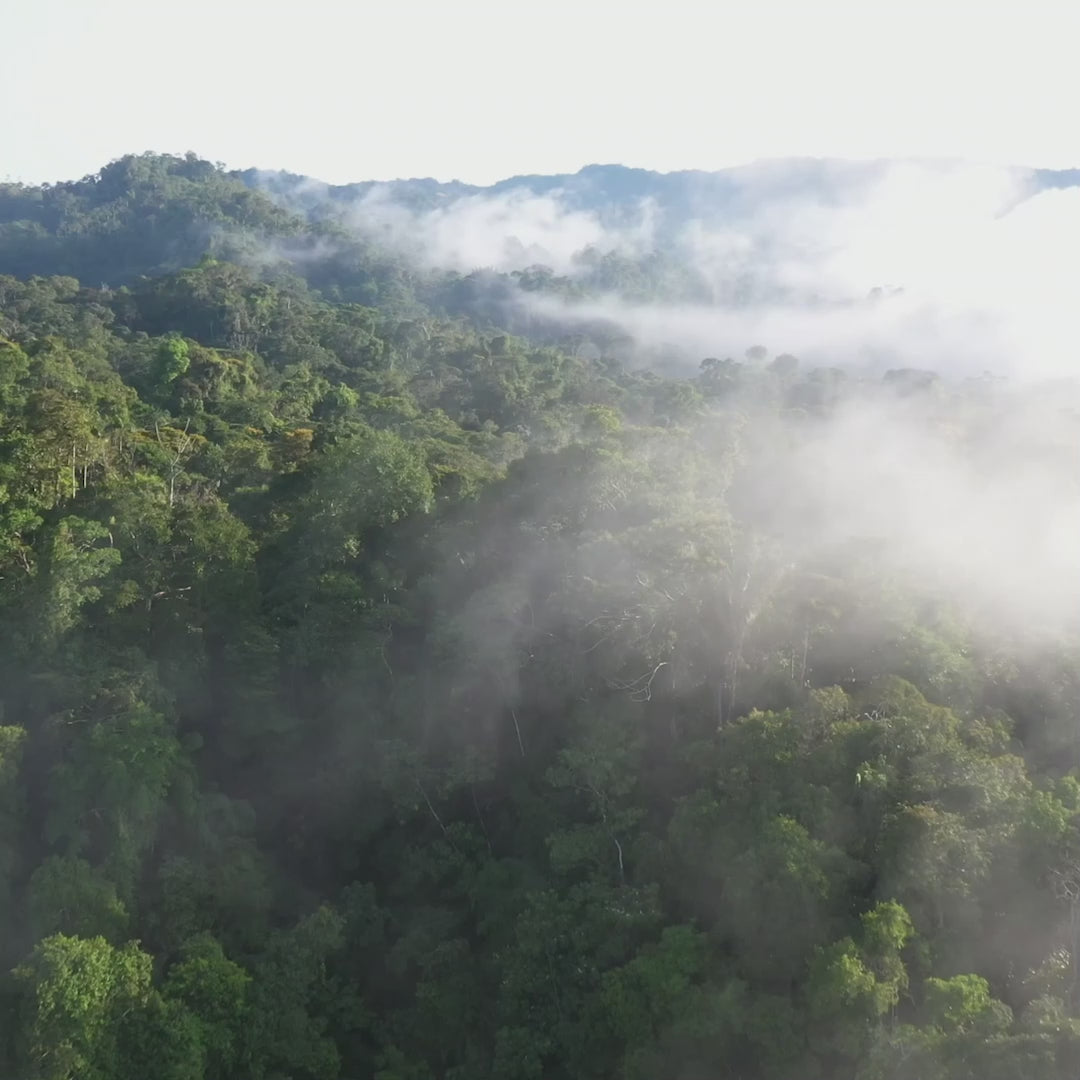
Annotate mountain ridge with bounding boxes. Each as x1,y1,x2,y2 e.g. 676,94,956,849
233,156,1080,250
236,156,1080,211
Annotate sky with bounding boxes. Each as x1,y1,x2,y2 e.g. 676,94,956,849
3,0,1078,186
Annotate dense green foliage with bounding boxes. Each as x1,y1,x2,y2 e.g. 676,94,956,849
2,154,1080,1079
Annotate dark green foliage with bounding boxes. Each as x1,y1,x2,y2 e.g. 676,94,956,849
2,154,1080,1080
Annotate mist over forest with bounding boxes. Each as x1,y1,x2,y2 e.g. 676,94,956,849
2,151,1080,1079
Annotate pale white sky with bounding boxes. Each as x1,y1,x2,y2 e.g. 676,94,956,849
3,0,1077,185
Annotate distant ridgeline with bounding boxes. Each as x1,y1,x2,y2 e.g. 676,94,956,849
2,151,1080,1080
5,152,1079,370
235,157,1080,231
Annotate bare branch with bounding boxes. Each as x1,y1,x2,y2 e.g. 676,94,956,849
608,661,668,702
510,708,526,758
416,779,449,838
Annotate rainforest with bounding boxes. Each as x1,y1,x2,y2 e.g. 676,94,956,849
2,151,1080,1080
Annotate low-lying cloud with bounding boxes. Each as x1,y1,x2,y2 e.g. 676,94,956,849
347,186,654,274
244,159,1080,640
324,159,1080,380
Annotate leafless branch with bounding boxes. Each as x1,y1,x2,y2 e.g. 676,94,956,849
608,661,668,702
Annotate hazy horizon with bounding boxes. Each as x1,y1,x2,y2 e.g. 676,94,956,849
5,0,1079,186
14,151,1080,191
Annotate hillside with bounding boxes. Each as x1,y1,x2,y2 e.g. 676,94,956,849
237,156,1080,229
1,152,1080,1080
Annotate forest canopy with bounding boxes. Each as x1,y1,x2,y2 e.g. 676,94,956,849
2,153,1080,1080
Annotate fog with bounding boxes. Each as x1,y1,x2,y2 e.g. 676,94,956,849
321,160,1080,380
747,385,1080,636
240,157,1080,661
348,186,619,273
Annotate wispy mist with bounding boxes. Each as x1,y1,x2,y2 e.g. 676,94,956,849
297,159,1080,379
347,186,651,274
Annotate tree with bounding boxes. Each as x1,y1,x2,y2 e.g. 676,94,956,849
0,724,26,922
163,933,251,1080
150,335,190,395
805,901,914,1059
12,934,152,1080
246,906,345,1079
27,856,129,941
46,703,185,896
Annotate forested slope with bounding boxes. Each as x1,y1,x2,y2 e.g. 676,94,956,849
237,158,1080,233
2,154,1080,1080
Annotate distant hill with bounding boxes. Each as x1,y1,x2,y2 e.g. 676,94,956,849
235,158,1080,233
5,152,1079,294
5,152,1080,368
0,152,312,285
0,152,431,311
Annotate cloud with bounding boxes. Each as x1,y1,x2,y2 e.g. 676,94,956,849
765,384,1080,634
244,159,1080,640
251,156,1080,380
471,160,1080,379
346,186,656,274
